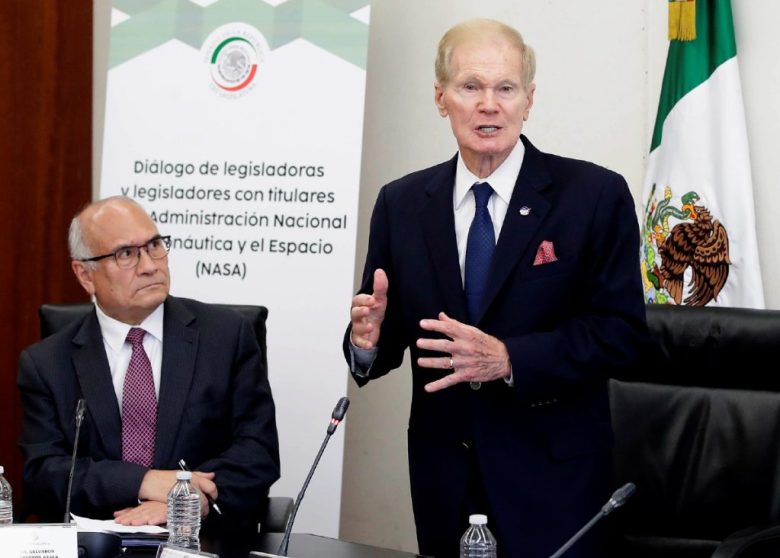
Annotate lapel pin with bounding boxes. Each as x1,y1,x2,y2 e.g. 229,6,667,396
519,206,531,216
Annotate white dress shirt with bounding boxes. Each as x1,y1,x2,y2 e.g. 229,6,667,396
453,139,526,282
94,302,164,411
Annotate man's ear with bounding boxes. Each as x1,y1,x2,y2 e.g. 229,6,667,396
434,81,448,117
71,260,96,296
523,83,536,121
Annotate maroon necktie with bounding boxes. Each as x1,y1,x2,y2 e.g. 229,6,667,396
121,327,157,467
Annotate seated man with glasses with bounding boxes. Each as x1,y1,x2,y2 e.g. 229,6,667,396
17,196,280,533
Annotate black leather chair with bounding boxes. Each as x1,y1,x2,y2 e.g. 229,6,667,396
608,304,780,558
37,302,292,535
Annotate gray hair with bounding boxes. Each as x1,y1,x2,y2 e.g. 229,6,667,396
68,211,95,269
435,18,536,88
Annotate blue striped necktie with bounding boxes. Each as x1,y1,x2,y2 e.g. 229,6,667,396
464,182,495,323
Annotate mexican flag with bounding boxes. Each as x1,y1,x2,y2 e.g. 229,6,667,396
639,0,764,308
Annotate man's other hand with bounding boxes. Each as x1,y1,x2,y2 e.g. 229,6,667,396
113,501,167,526
417,312,511,392
350,268,389,349
138,470,178,503
191,471,217,501
138,469,217,504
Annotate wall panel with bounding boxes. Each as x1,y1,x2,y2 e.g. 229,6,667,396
0,0,92,516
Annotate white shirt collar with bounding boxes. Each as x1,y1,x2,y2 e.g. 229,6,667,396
94,301,165,350
454,138,526,209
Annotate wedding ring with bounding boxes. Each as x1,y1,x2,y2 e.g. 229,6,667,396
449,357,454,369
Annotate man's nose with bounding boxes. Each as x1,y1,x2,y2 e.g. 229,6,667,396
479,90,498,111
135,247,158,273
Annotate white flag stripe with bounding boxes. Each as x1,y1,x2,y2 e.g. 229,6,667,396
641,55,764,308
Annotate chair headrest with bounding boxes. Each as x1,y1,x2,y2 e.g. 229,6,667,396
626,304,780,391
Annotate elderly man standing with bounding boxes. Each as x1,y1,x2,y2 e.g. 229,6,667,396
18,196,279,535
345,19,646,557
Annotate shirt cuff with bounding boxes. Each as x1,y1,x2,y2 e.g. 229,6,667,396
503,362,514,387
349,337,378,377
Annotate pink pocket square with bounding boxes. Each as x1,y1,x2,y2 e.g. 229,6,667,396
533,240,558,266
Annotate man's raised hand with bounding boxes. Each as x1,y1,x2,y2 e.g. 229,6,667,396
350,269,389,349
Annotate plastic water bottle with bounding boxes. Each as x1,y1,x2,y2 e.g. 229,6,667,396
167,471,200,549
0,465,12,524
460,514,497,558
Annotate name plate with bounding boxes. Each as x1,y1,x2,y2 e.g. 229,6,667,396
0,524,78,558
156,543,218,558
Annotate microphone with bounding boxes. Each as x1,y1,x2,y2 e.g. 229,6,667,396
601,482,636,515
277,397,350,556
64,399,122,558
64,399,86,523
327,396,350,434
548,482,636,558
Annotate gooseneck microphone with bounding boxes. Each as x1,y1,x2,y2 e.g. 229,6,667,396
548,482,636,558
600,482,636,515
64,399,87,523
277,397,350,556
66,398,122,557
327,396,350,435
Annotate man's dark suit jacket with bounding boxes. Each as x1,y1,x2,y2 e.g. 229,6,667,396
344,136,646,558
18,296,280,528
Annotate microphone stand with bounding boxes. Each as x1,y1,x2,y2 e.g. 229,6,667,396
277,397,349,556
549,483,636,558
63,399,123,558
64,399,86,523
277,434,330,556
549,513,602,558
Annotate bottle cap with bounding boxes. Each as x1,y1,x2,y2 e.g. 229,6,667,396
176,470,192,481
469,514,487,525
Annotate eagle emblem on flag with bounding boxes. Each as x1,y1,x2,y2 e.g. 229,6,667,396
641,184,731,306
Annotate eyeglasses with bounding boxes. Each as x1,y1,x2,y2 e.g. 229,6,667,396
79,235,171,269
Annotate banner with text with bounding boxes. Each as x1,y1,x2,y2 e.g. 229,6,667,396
100,0,370,536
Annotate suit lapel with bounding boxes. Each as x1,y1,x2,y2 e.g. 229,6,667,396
72,311,122,458
155,297,198,466
476,136,553,323
420,155,469,322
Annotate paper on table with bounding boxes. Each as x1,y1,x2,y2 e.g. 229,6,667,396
71,512,168,534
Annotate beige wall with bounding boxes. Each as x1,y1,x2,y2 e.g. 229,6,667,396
93,0,780,553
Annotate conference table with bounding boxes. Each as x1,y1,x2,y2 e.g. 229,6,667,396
253,533,424,558
120,532,424,558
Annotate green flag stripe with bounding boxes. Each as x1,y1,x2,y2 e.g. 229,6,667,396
651,0,737,151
